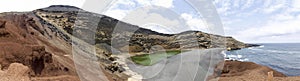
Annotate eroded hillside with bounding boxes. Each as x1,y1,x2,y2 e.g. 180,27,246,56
0,11,79,81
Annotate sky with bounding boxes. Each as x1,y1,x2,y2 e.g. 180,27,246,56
0,0,299,43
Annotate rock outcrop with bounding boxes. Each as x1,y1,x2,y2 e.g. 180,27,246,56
218,61,285,77
0,44,55,76
0,10,78,80
0,20,6,28
0,63,31,81
207,61,300,81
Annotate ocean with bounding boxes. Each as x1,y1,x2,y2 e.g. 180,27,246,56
226,43,300,76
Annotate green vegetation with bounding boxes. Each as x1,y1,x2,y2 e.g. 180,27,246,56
130,50,188,66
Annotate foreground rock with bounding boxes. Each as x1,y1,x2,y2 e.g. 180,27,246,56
209,61,300,81
0,63,30,81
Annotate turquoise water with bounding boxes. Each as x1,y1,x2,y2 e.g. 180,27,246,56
226,43,300,76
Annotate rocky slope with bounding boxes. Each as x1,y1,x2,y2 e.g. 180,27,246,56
0,10,79,80
0,5,259,81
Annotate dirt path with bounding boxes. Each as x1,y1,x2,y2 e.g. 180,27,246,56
31,75,79,81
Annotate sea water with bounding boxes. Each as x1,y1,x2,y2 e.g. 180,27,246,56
226,43,300,76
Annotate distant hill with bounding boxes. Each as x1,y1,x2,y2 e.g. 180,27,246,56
34,5,259,53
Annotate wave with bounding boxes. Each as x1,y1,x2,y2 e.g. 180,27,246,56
248,48,263,51
260,49,299,54
225,54,249,61
258,45,265,48
227,54,242,58
247,48,300,54
248,45,264,49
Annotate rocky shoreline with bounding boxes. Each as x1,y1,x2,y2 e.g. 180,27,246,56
209,60,300,81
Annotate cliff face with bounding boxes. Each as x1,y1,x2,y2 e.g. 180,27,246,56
0,10,79,80
33,5,257,53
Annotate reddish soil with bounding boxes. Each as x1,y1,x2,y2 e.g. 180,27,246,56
0,13,79,80
219,60,286,77
209,60,300,81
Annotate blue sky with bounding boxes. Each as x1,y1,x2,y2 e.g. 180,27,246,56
0,0,299,43
214,0,300,43
103,0,300,43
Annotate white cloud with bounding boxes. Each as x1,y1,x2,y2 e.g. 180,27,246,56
135,0,152,6
135,0,174,8
241,0,254,10
103,0,137,20
292,0,300,9
262,0,272,7
214,0,257,16
180,13,207,32
104,9,128,20
0,0,85,12
151,0,174,8
236,17,300,42
115,0,136,6
262,4,285,14
272,13,295,21
215,0,232,16
122,7,184,34
214,0,291,16
104,0,174,20
222,18,241,25
261,0,289,14
288,0,300,12
213,0,300,43
232,0,240,8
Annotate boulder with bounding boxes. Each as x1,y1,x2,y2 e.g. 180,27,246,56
0,63,30,81
0,20,6,28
